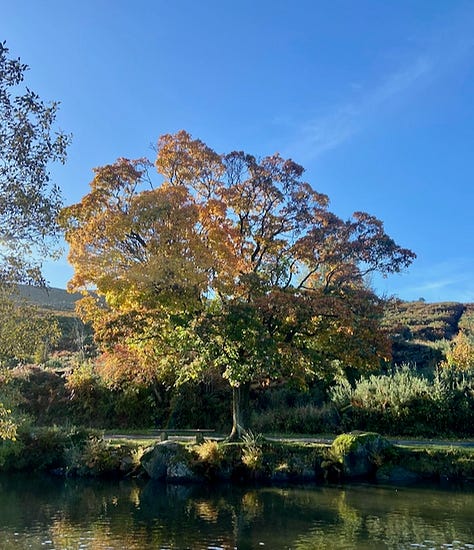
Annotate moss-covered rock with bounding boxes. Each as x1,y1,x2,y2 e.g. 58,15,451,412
327,432,393,479
140,441,200,482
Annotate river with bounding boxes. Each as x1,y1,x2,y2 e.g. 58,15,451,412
0,474,472,549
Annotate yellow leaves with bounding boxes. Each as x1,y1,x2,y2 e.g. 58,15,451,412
0,405,16,441
447,331,474,371
155,130,224,197
62,130,414,397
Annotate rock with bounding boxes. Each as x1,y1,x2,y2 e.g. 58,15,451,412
167,460,196,482
330,432,393,479
140,441,200,482
120,455,134,474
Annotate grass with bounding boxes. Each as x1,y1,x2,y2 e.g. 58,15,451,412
101,430,474,453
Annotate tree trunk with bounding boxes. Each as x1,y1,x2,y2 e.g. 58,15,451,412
228,382,250,441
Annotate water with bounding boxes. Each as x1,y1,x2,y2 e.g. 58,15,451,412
0,474,473,549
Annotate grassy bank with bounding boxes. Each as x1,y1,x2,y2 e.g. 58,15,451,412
1,427,474,485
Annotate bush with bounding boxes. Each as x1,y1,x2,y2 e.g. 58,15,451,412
241,431,264,473
65,363,114,425
71,437,129,477
330,366,474,437
252,403,339,434
0,425,92,472
192,440,225,479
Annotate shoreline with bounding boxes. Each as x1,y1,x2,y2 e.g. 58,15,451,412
2,428,473,486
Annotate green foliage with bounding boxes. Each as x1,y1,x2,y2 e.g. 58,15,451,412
331,366,431,414
0,404,17,441
0,42,70,285
252,403,338,434
11,364,157,429
0,425,134,477
0,368,23,440
399,447,474,481
65,362,110,419
0,425,92,472
322,432,393,480
72,437,129,477
330,432,383,457
331,366,474,436
0,290,60,365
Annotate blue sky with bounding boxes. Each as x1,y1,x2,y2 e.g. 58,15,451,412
3,1,474,302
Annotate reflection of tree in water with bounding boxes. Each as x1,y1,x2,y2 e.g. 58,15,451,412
0,476,473,548
294,485,474,550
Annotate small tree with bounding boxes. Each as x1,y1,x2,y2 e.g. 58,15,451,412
446,309,474,371
0,41,70,285
62,131,415,439
0,42,70,439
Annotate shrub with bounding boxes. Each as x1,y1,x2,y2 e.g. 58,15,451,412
252,403,339,434
192,440,225,479
72,437,127,477
0,425,92,472
65,362,113,424
241,430,264,472
330,365,474,436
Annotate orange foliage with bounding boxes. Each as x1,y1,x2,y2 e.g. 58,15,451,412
61,131,414,412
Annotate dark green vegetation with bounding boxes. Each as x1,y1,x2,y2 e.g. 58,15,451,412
1,287,473,441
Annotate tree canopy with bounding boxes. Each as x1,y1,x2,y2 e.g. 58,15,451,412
62,130,415,438
0,41,70,285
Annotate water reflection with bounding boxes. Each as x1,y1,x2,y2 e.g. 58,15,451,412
0,474,473,549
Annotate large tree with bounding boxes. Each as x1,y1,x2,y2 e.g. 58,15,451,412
62,131,415,438
0,41,70,285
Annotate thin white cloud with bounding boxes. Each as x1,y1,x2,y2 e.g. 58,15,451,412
287,8,474,161
289,55,433,160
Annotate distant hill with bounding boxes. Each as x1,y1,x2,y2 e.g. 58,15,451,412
383,300,466,341
12,286,473,370
16,284,81,312
382,300,472,370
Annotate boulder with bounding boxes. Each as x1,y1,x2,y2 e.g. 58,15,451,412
330,432,392,479
140,441,199,482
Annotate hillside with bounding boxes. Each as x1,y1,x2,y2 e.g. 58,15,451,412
382,300,466,341
382,300,471,370
13,286,473,370
16,284,81,312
